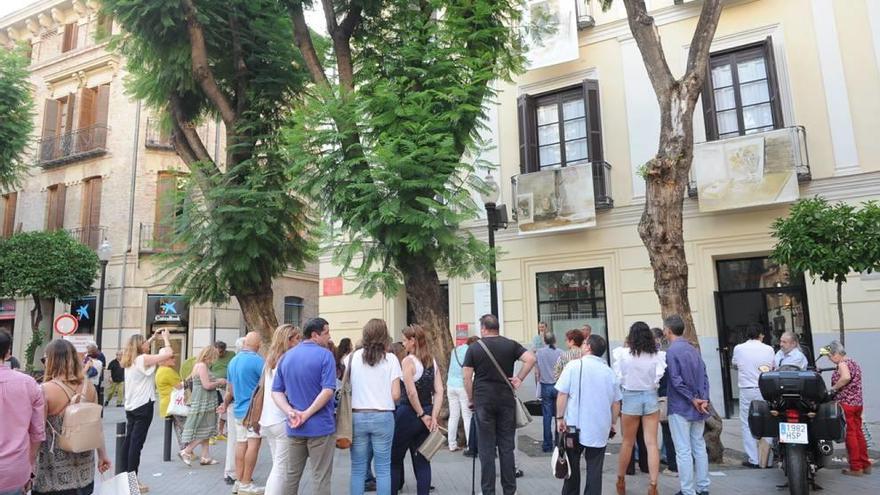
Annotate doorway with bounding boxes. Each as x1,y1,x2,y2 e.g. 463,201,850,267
714,257,812,418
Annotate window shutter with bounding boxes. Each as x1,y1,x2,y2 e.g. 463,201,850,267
701,72,719,141
78,87,96,129
763,36,784,129
517,94,537,174
2,193,17,238
583,79,604,162
81,177,102,248
62,23,78,52
65,93,77,133
41,99,59,161
47,184,67,231
94,84,110,148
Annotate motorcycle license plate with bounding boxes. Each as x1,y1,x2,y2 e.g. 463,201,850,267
779,423,808,444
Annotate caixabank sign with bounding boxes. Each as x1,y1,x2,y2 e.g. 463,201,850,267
146,294,189,327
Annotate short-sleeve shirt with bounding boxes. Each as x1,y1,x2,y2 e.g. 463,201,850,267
775,348,808,370
272,341,337,437
463,335,526,405
535,346,563,384
555,355,621,448
349,349,403,411
210,351,236,379
732,339,775,388
227,350,265,420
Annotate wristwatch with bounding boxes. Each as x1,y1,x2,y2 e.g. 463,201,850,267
419,412,427,419
555,416,564,420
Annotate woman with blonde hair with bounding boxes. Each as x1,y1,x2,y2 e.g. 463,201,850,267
178,344,226,466
260,324,302,495
391,324,444,495
33,339,112,495
121,329,173,492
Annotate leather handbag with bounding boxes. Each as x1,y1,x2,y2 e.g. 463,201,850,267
552,431,572,479
476,340,533,429
51,380,105,453
417,426,448,461
335,354,354,449
658,396,668,423
243,369,266,431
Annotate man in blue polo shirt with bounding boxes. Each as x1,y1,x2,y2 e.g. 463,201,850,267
272,317,336,495
223,331,265,495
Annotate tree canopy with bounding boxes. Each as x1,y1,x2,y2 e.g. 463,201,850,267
0,45,34,190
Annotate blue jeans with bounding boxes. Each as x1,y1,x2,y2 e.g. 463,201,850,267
392,404,432,495
540,383,558,451
668,413,710,495
0,489,24,495
351,411,395,495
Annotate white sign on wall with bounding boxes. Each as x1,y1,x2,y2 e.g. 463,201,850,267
524,0,579,70
473,282,504,334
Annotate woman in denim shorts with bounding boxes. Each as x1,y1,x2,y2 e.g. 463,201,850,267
613,322,667,495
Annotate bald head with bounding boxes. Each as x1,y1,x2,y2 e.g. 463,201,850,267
244,331,262,351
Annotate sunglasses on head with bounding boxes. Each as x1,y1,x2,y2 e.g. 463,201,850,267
40,356,46,364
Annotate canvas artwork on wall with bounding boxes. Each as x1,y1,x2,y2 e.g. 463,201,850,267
514,163,597,234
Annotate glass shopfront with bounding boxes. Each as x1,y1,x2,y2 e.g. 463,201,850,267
536,267,608,345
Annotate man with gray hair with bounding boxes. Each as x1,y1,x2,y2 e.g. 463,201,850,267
774,331,808,370
85,341,106,406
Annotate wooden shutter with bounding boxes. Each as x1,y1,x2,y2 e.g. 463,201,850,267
94,84,110,148
702,68,719,141
763,36,784,129
583,79,604,162
62,23,78,52
517,94,537,174
63,93,76,134
81,177,102,248
41,99,60,161
2,193,17,238
47,184,67,231
78,87,97,128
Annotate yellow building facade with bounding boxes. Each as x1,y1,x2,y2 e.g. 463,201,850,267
319,0,880,420
0,0,318,361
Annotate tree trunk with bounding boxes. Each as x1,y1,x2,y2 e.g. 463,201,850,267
24,294,45,373
704,403,725,463
836,279,845,346
236,287,279,342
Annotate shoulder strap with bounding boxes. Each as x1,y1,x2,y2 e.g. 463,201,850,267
578,359,583,412
341,352,354,386
476,339,516,394
452,345,464,368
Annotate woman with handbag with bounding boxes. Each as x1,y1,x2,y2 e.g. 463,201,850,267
155,353,186,450
33,339,112,495
391,324,444,495
178,345,226,466
348,319,402,495
613,322,667,495
259,324,301,495
121,329,173,492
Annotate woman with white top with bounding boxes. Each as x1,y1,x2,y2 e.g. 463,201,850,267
349,319,402,495
614,322,666,495
391,324,443,495
260,324,302,495
120,329,173,493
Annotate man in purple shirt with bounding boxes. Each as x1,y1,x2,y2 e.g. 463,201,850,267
663,315,710,495
272,317,337,495
0,330,46,495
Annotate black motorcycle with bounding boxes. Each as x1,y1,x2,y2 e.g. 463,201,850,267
748,354,846,495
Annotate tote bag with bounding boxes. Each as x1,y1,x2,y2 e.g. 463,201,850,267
167,386,190,417
335,354,354,449
100,472,141,495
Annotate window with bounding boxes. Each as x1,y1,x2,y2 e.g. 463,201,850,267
46,183,67,231
153,172,187,249
284,297,304,326
61,23,78,53
80,177,103,249
702,38,783,140
518,80,603,173
1,192,17,238
536,267,608,345
95,14,112,42
39,84,110,164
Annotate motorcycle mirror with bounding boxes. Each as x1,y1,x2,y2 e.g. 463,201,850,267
818,346,831,357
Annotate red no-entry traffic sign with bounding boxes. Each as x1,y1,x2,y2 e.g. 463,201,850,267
54,313,79,336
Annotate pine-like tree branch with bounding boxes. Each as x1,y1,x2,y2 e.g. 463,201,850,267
288,2,330,88
181,0,237,127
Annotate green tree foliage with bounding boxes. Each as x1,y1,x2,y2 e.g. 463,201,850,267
102,0,317,337
772,198,880,345
0,231,99,371
0,45,34,190
285,0,528,362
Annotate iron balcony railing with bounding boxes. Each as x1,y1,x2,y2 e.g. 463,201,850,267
138,223,184,253
592,160,614,210
66,226,106,250
38,124,108,167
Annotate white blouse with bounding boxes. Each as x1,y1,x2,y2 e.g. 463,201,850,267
613,347,666,392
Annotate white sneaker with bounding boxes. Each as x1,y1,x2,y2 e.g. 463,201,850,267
238,483,265,495
232,481,240,494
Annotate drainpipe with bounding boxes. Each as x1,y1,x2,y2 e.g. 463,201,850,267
116,101,142,349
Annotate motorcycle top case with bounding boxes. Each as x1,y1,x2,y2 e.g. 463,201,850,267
758,370,827,402
748,400,780,438
812,401,846,442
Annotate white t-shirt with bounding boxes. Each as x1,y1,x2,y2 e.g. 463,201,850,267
125,354,158,411
350,349,403,411
260,367,286,427
615,350,666,391
733,339,775,387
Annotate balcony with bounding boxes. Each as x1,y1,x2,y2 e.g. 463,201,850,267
38,124,108,167
138,223,184,253
66,226,106,250
576,0,596,29
145,118,174,150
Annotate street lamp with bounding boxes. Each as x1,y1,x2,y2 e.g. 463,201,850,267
480,174,508,318
96,239,111,348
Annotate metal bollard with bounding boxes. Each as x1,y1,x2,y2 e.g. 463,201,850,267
115,422,126,475
163,416,173,462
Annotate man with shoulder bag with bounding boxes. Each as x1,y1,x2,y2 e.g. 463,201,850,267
556,334,621,495
463,314,536,495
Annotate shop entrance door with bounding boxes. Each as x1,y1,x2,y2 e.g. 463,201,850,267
714,257,812,418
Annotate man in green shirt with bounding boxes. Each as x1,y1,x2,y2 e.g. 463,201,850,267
210,341,235,379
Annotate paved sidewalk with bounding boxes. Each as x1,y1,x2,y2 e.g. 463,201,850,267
98,406,880,494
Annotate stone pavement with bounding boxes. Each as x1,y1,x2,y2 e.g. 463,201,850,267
97,406,880,494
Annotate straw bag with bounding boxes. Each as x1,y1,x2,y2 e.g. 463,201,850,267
50,380,105,453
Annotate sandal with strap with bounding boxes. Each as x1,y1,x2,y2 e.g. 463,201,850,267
200,457,219,466
178,450,193,466
648,481,658,495
616,475,626,495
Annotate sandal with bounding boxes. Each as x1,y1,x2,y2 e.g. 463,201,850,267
200,457,219,465
178,450,193,466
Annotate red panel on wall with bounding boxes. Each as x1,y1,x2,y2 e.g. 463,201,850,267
323,277,343,296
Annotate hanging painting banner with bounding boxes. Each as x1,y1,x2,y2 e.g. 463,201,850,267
523,0,579,70
513,163,597,235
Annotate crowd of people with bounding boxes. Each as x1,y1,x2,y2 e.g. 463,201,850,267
0,309,871,495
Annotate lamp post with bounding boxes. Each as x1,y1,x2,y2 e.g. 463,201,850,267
96,239,111,348
480,174,508,317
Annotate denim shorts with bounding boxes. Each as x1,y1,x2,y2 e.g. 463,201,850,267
621,389,659,416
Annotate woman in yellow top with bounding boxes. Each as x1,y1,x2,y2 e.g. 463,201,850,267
155,354,186,450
